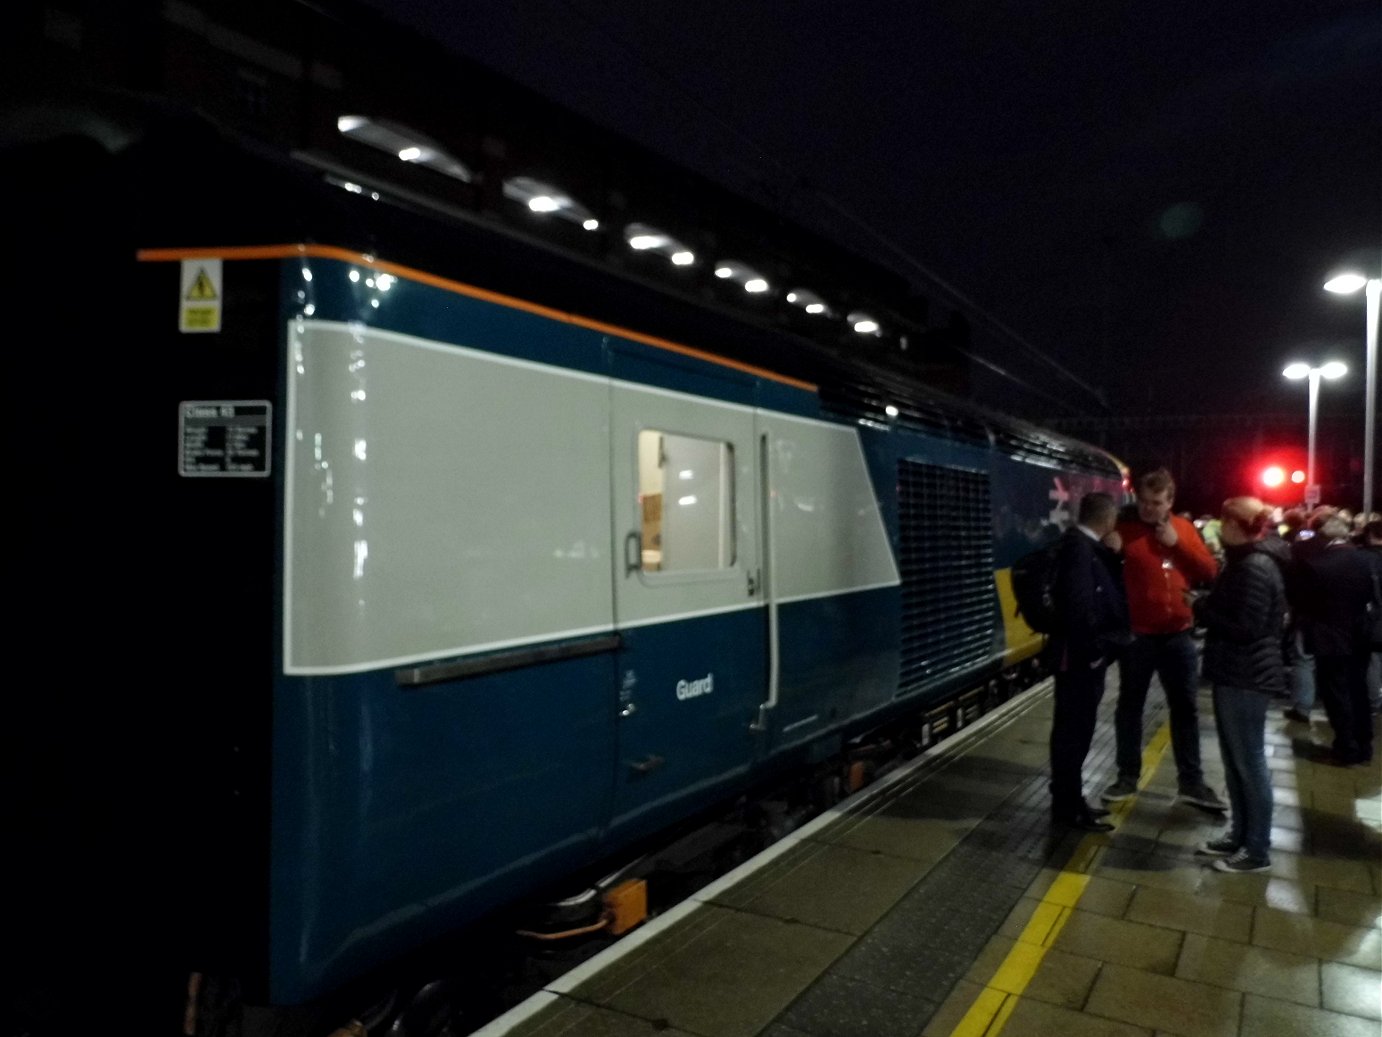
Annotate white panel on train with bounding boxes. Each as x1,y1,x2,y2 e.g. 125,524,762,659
284,321,614,674
761,414,900,601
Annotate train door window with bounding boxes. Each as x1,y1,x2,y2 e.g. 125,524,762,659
636,430,735,572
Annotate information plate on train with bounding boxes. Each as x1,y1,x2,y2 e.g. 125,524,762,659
179,401,271,477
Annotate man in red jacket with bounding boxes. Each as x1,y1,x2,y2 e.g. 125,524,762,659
1102,468,1226,809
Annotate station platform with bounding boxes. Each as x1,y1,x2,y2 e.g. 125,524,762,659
475,672,1382,1037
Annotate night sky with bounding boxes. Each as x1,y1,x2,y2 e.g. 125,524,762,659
360,1,1380,424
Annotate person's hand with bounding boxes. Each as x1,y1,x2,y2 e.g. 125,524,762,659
1102,529,1122,553
1155,518,1179,547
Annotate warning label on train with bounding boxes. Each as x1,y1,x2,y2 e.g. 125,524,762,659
179,258,222,333
179,401,271,477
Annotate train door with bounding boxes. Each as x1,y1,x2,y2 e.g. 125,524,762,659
607,348,766,842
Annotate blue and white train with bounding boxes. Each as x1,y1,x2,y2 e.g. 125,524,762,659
4,91,1124,1035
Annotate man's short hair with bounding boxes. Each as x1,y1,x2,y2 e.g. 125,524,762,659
1319,515,1352,541
1078,492,1118,526
1307,506,1338,531
1136,467,1175,497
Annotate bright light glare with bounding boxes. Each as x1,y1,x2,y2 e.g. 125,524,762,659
1282,362,1310,380
1323,273,1368,294
1290,470,1306,484
744,278,768,293
805,303,825,314
678,469,694,480
629,235,663,250
715,266,734,278
786,292,798,303
528,195,561,213
885,405,899,418
349,269,361,283
678,495,697,506
853,320,879,334
671,251,695,266
1320,361,1348,379
1261,466,1285,488
397,147,423,162
583,218,599,231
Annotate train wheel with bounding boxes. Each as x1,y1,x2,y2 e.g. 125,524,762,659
379,980,467,1037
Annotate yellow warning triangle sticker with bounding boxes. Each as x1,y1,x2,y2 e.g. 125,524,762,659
185,268,219,301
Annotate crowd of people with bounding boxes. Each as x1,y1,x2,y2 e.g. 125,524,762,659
1044,467,1382,876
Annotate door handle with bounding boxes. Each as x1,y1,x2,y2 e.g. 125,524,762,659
624,531,642,576
628,754,665,775
747,568,759,596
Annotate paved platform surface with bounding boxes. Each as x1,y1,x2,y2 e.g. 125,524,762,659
484,672,1382,1037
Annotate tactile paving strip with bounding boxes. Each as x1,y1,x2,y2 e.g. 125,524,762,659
767,685,1171,1037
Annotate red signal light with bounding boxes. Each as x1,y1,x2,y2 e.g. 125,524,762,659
1261,466,1286,488
1290,470,1305,484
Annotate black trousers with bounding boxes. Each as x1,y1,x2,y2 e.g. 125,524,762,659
1050,661,1109,812
1317,653,1373,761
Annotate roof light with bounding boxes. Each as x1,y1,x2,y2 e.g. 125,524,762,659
786,288,833,317
848,311,881,335
713,260,770,293
1282,363,1310,380
623,223,695,265
885,405,899,418
502,176,599,229
337,115,474,182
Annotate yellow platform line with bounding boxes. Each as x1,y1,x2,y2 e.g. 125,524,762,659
946,720,1173,1037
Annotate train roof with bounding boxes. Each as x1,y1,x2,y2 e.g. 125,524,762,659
3,74,1124,481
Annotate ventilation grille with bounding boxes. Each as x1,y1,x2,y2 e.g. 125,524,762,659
898,460,996,692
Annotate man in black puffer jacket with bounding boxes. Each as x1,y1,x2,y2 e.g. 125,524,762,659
1189,497,1287,874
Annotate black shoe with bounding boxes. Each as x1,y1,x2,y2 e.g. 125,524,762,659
1052,807,1115,832
1082,799,1112,818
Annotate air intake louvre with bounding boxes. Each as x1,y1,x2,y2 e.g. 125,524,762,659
898,460,996,693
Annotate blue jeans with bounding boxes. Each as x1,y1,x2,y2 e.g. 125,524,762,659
1212,684,1272,858
1115,631,1203,787
1288,626,1315,711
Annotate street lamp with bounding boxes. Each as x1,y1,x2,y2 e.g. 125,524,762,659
1282,360,1348,503
1323,270,1381,516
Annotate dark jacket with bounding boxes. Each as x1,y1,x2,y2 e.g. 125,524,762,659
1050,526,1129,670
1194,539,1287,693
1294,540,1382,656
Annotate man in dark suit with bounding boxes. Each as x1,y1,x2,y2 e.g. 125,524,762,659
1294,515,1382,765
1049,492,1131,830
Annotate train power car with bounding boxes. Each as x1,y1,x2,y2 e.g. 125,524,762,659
3,86,1125,1037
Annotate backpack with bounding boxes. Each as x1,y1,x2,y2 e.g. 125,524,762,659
1011,539,1062,634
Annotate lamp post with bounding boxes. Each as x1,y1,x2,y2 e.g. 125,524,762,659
1282,360,1348,504
1323,271,1381,517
